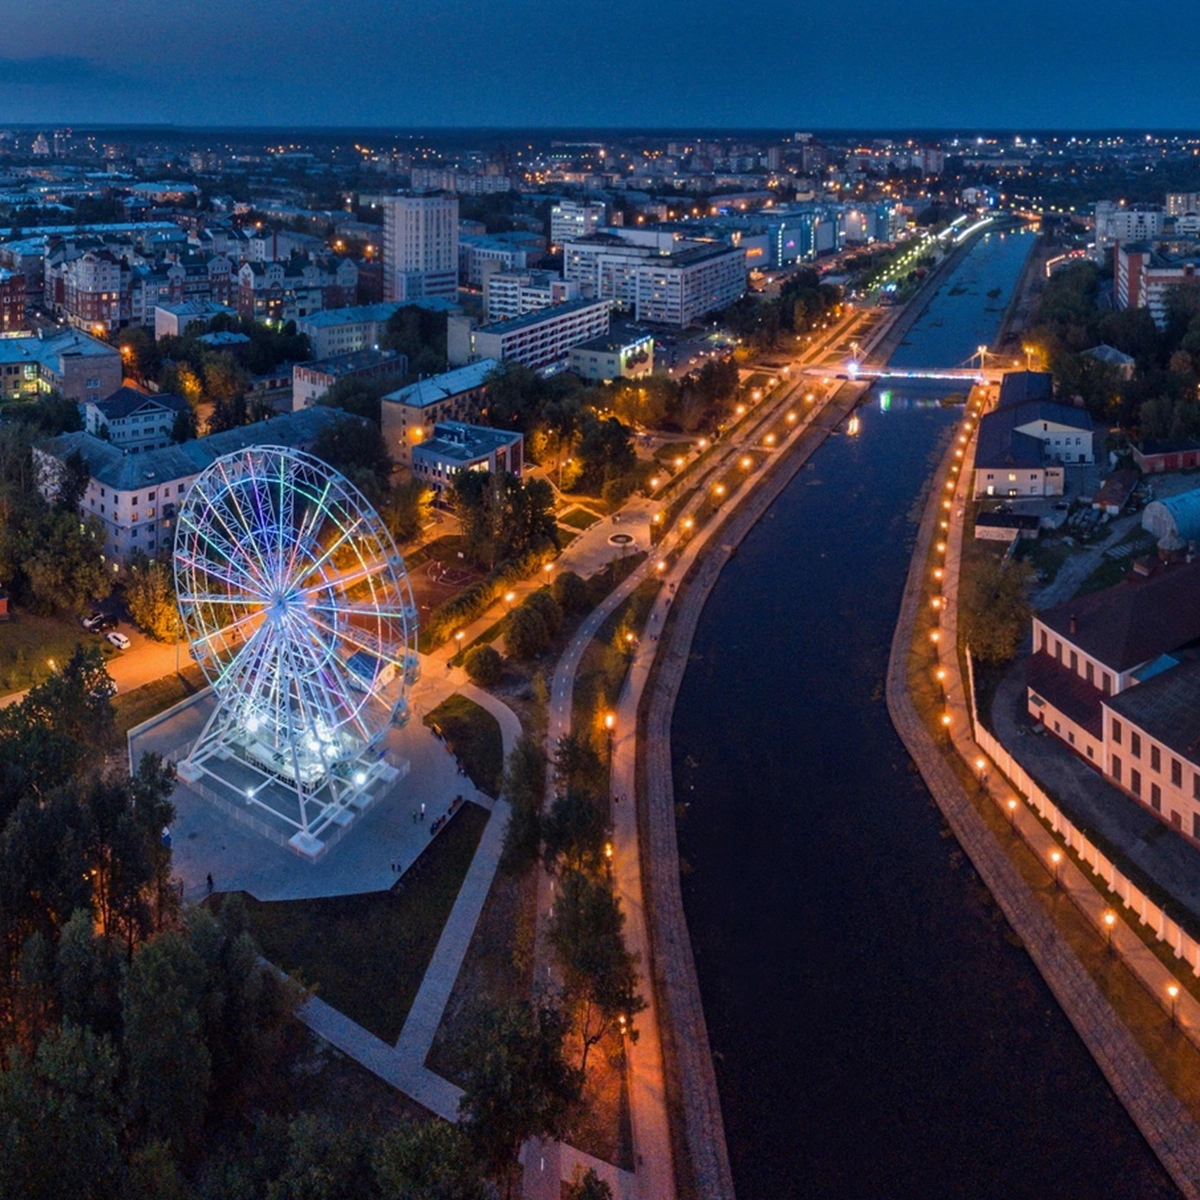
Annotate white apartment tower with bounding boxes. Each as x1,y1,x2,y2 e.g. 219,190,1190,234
383,192,459,303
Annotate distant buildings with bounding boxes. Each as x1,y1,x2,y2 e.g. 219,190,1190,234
447,299,611,371
1115,242,1200,327
296,300,456,359
236,256,357,323
382,192,459,303
562,231,744,327
380,359,498,468
291,348,405,411
550,200,606,247
411,421,523,494
482,270,580,323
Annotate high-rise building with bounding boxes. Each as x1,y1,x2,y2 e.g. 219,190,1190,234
550,200,606,248
382,192,459,303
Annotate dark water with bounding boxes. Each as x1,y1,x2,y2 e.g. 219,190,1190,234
673,232,1180,1199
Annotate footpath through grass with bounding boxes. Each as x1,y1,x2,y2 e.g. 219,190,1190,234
241,802,490,1044
423,693,504,797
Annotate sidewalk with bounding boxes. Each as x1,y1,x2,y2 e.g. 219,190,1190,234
898,399,1200,1200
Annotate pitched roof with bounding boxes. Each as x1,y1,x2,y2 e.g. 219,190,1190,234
1037,558,1200,672
997,370,1054,408
975,399,1092,470
37,407,354,493
382,359,500,408
92,386,188,420
1026,651,1104,738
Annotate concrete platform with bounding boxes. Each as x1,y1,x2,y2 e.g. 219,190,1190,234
132,689,494,902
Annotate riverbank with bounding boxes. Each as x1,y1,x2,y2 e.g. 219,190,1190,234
889,391,1200,1200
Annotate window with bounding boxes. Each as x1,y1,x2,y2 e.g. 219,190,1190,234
1151,745,1161,772
1070,651,1078,673
1102,673,1112,695
1173,759,1183,788
1086,662,1094,685
1055,640,1062,662
1112,756,1122,783
1131,731,1141,758
1131,768,1142,796
1112,719,1122,745
1151,783,1162,811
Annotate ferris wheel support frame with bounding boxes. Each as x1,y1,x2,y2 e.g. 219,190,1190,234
173,445,416,859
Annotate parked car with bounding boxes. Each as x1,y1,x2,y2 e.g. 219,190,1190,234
106,631,131,651
81,612,105,630
93,615,118,634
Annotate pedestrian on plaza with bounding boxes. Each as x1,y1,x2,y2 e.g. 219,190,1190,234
420,802,426,820
206,873,214,896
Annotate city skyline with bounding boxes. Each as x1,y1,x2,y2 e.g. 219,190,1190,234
0,0,1194,129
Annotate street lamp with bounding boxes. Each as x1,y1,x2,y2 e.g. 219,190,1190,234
453,631,464,662
1103,909,1116,954
1168,983,1181,1026
504,591,516,609
1050,849,1063,889
1006,798,1018,831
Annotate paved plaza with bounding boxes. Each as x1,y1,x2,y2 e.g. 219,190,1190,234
130,664,520,903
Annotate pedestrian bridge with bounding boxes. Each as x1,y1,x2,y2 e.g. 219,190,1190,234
802,363,1005,385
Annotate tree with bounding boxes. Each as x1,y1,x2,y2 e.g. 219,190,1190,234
263,1114,378,1200
383,475,432,545
553,733,606,795
0,1024,126,1200
464,644,503,688
575,415,635,491
552,570,590,615
126,551,184,642
523,589,562,639
318,370,406,425
499,735,546,877
122,930,212,1158
9,508,111,615
170,406,197,444
541,789,609,875
458,999,582,1194
504,605,549,660
375,1118,489,1200
961,556,1036,664
565,1167,614,1200
309,415,393,499
549,870,646,1072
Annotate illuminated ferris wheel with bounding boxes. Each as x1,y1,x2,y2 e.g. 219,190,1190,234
174,445,417,853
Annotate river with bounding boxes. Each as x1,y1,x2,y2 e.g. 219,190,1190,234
671,230,1180,1199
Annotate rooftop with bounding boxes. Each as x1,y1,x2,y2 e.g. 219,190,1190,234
1038,558,1200,673
90,386,188,420
37,406,352,493
382,359,499,408
1106,657,1200,764
414,420,521,464
476,298,610,336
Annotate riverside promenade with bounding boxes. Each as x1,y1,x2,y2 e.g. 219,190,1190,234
888,394,1200,1198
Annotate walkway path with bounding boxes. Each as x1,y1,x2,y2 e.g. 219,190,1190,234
890,394,1200,1200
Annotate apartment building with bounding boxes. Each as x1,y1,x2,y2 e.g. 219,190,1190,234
482,270,580,323
382,192,459,302
447,299,611,371
81,385,189,452
380,358,498,467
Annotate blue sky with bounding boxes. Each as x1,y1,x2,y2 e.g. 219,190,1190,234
0,0,1187,129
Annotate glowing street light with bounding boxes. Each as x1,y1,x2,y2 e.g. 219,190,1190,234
1103,909,1116,953
1169,982,1181,1026
1050,849,1063,889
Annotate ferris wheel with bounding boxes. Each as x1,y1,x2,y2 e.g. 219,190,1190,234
174,445,417,853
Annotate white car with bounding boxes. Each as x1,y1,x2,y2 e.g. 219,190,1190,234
106,631,131,651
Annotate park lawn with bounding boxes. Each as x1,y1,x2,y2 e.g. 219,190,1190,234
423,693,504,798
0,611,111,695
113,664,207,738
241,802,490,1044
559,507,601,532
652,440,693,464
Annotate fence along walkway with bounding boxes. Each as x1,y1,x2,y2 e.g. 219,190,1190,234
891,394,1200,1200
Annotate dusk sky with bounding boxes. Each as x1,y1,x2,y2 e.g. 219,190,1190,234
0,0,1191,129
